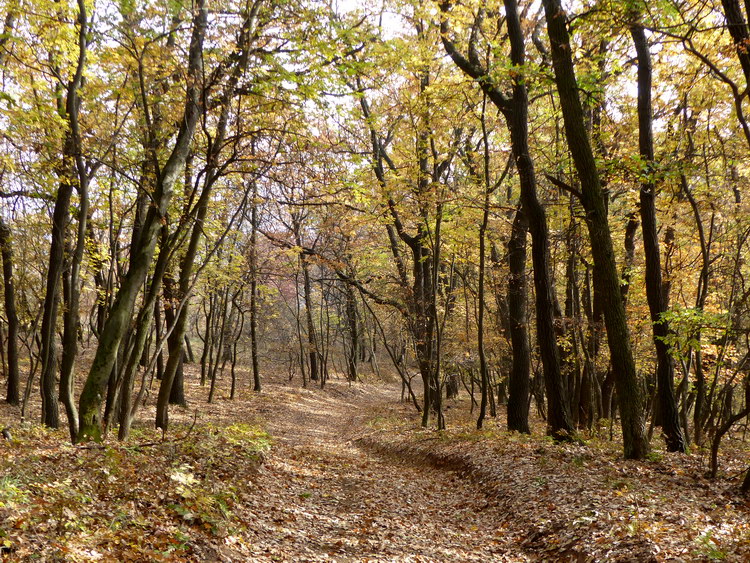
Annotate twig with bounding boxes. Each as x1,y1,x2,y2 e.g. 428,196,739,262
544,173,583,201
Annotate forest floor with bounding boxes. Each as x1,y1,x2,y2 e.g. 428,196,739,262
1,368,750,561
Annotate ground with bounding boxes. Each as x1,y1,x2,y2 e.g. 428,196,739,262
1,368,750,561
239,382,516,562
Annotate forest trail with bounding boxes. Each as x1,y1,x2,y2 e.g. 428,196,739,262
3,372,749,561
236,378,522,562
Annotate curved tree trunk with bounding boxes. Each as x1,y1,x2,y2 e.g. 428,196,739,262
117,226,173,440
38,180,69,429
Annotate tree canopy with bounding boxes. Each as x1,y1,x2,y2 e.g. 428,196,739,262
1,0,750,485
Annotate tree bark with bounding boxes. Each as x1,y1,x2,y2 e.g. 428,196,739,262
543,0,649,459
344,278,359,382
0,218,19,406
38,182,68,429
250,179,261,391
116,231,172,440
155,1,261,427
505,0,573,438
630,19,686,453
208,285,229,404
621,213,639,304
506,207,531,433
476,97,492,430
163,271,186,406
721,0,750,85
77,0,206,442
301,253,319,382
353,80,440,427
57,0,91,442
441,0,574,437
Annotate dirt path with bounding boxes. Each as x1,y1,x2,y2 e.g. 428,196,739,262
236,380,523,562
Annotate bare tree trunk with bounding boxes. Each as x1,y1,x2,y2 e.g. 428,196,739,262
184,334,194,363
155,299,165,377
59,164,89,442
441,0,573,437
199,295,213,386
163,272,186,406
504,0,573,438
229,289,245,399
155,0,262,427
38,180,67,429
301,255,319,382
208,286,229,404
116,238,172,440
476,96,492,430
344,279,359,382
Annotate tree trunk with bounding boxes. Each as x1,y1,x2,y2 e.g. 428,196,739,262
41,0,90,434
476,95,495,429
155,0,260,424
200,295,213,386
630,19,686,453
440,0,572,437
564,226,582,427
621,213,639,304
229,289,245,399
208,286,229,404
250,180,261,392
353,72,440,427
504,0,573,438
116,236,172,440
38,178,69,428
77,1,206,442
344,279,359,382
543,0,648,459
301,255,319,382
59,168,89,442
506,207,531,433
0,218,19,406
721,0,750,86
163,272,186,406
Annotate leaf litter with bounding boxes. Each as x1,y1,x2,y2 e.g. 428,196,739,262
1,368,749,561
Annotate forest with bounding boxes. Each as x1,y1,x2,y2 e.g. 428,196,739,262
2,0,750,560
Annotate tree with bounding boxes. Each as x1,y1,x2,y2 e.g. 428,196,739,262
0,216,19,405
155,0,267,430
334,19,463,428
628,7,686,453
249,177,262,392
542,0,649,459
441,0,574,437
77,0,207,442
